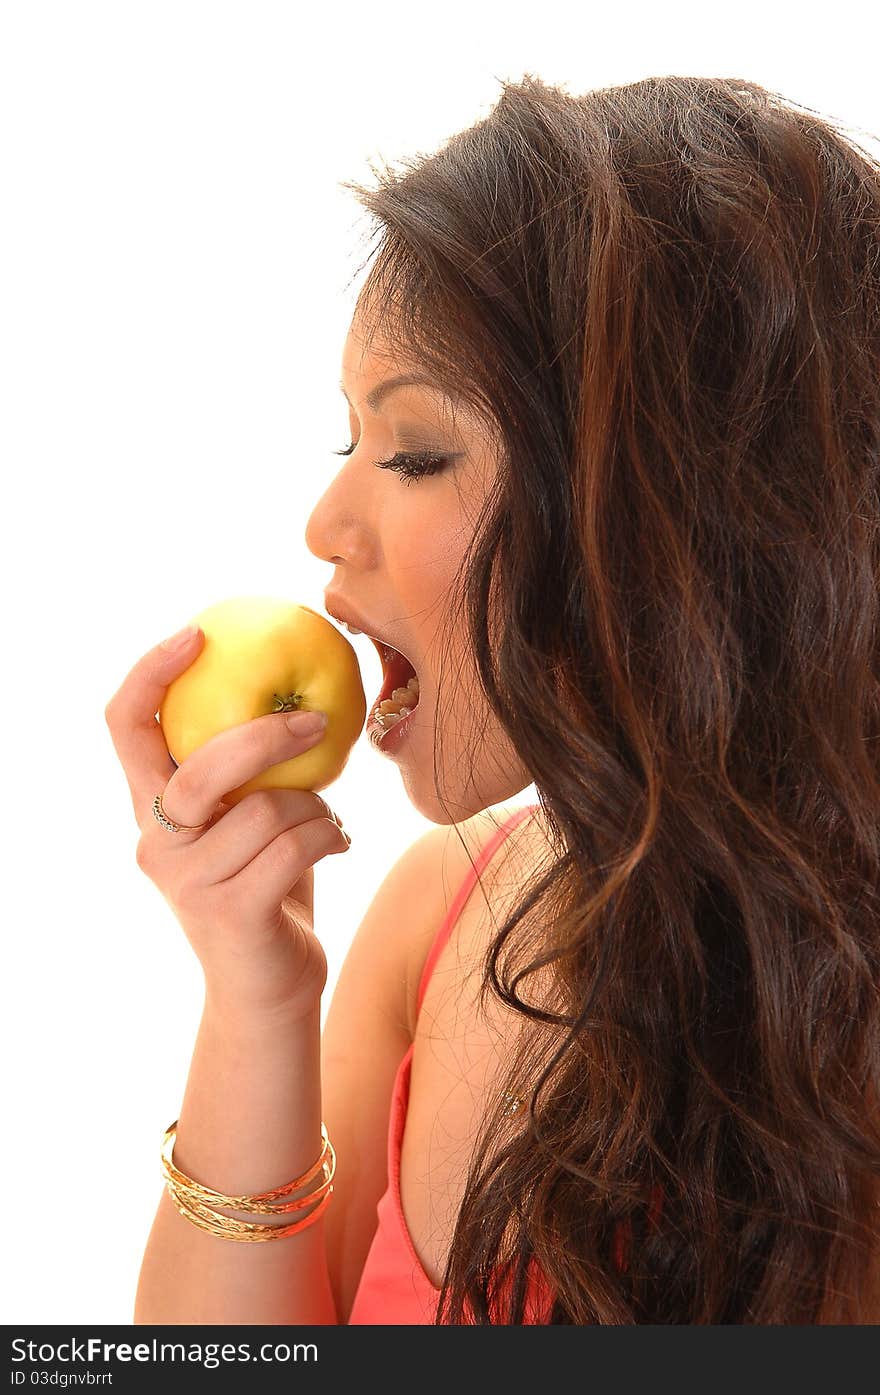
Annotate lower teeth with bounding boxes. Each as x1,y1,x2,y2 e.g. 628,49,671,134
372,675,419,730
376,710,410,730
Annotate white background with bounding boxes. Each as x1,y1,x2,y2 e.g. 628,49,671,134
2,0,877,1324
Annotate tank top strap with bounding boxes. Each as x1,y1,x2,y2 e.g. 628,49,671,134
414,802,541,1018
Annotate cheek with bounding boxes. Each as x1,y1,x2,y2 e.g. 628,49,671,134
394,509,466,604
391,500,480,696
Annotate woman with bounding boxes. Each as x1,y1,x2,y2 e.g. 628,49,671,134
106,73,880,1323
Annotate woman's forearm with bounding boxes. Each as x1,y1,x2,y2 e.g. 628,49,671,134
134,996,338,1325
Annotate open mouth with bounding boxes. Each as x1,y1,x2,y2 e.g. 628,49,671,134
368,640,420,735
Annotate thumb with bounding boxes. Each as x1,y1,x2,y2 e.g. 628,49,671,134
159,623,204,660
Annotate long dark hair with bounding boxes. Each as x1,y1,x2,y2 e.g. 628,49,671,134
340,74,880,1323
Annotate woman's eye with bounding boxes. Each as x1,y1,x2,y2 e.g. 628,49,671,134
331,444,453,486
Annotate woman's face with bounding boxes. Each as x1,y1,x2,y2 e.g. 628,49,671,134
304,305,534,824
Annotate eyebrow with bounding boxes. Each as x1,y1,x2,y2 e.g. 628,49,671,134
338,373,450,414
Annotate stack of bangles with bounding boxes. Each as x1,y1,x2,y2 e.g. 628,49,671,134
160,1120,336,1242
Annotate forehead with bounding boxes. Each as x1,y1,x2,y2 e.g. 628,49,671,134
339,306,451,418
340,302,411,380
338,300,499,454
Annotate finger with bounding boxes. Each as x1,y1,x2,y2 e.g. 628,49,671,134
215,812,350,928
104,626,205,824
168,787,344,884
155,710,330,839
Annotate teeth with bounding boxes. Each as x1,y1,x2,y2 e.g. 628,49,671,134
372,674,420,729
375,708,411,729
342,622,363,636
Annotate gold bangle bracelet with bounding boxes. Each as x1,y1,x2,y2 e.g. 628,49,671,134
168,1167,333,1217
165,1176,334,1242
160,1119,336,1242
160,1121,336,1215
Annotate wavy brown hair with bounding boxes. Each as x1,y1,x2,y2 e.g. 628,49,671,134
339,74,880,1323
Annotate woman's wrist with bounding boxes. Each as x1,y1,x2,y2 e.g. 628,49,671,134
201,983,323,1038
170,994,325,1205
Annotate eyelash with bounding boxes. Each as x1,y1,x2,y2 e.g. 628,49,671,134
332,442,450,486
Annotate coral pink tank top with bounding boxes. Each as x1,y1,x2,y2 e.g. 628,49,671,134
347,802,663,1324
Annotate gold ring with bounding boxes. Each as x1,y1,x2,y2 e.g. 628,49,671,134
151,790,212,834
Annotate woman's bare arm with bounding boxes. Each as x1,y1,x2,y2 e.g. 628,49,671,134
134,997,337,1325
105,629,350,1325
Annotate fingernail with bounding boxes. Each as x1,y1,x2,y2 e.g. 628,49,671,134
286,710,327,734
161,624,201,651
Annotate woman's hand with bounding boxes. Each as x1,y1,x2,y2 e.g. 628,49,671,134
104,626,351,1023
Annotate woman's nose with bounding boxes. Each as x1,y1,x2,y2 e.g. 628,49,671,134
304,483,372,569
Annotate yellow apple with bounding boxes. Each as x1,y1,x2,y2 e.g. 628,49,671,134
158,596,366,804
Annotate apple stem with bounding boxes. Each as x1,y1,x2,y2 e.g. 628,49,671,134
271,692,304,713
